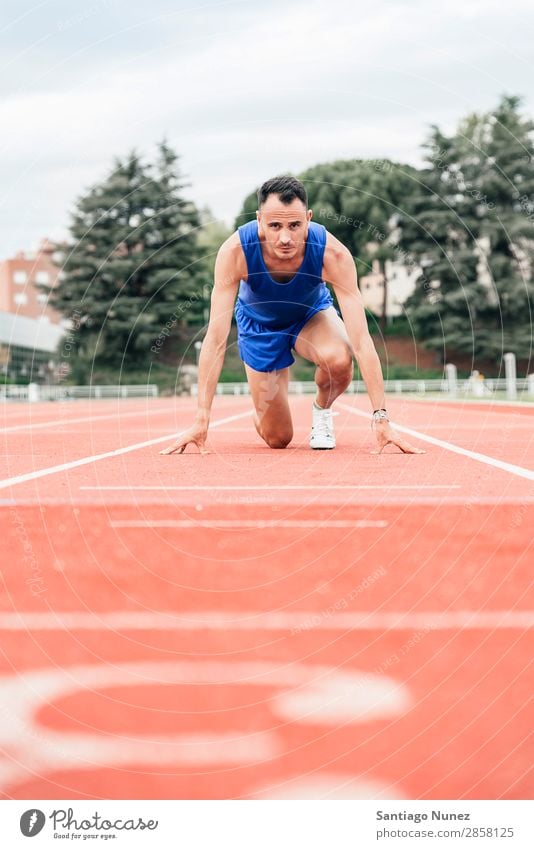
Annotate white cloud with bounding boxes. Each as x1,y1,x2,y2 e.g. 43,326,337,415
0,0,533,255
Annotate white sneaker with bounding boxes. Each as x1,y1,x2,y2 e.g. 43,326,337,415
310,402,336,449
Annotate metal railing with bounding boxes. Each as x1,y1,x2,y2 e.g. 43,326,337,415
3,377,533,402
0,384,159,402
191,377,534,397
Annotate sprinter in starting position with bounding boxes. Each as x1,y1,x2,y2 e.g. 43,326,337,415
160,175,424,455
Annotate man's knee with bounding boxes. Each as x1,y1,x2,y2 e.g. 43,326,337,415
264,429,293,449
318,346,353,382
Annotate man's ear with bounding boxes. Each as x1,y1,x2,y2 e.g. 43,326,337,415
307,208,313,221
256,209,263,237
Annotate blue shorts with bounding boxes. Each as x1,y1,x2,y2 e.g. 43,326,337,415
234,298,335,373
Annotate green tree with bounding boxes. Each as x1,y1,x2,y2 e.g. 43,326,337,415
304,160,422,331
50,142,203,375
235,160,420,327
401,95,534,366
196,206,232,326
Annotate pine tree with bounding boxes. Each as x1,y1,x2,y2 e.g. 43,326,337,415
50,142,203,374
236,159,420,330
401,95,534,367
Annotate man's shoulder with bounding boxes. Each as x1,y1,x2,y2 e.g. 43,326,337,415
323,229,352,263
217,229,244,258
214,230,247,282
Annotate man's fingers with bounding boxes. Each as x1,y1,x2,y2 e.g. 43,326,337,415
159,441,186,455
394,438,426,454
372,436,426,455
159,438,210,455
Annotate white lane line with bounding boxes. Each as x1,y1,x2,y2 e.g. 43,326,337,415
0,410,251,492
0,610,531,631
0,405,191,434
109,519,389,529
80,484,461,491
339,403,534,482
399,396,534,409
397,424,534,430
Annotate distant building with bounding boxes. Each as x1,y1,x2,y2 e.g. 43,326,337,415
359,257,419,319
0,239,66,382
359,259,385,316
0,238,63,321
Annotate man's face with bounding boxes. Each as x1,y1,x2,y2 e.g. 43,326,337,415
257,195,312,260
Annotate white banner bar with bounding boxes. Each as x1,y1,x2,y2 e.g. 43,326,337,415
1,800,532,847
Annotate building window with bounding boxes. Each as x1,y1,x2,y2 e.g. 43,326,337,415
35,270,50,285
14,293,28,305
13,270,27,284
37,293,48,304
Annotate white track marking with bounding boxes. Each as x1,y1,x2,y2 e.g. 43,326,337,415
397,424,534,430
250,774,406,800
0,659,408,790
339,403,534,482
109,519,388,529
80,484,460,491
400,396,534,409
0,405,190,434
0,410,251,492
0,610,531,631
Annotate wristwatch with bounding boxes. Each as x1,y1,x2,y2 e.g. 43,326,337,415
372,408,389,423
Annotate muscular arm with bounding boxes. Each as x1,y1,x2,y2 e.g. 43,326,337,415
159,233,242,455
323,236,385,411
323,234,424,454
195,234,242,428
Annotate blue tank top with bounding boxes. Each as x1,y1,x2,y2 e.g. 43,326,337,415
236,220,331,328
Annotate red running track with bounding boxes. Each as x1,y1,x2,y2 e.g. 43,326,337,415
0,394,532,799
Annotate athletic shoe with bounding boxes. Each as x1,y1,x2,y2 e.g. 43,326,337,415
310,402,336,449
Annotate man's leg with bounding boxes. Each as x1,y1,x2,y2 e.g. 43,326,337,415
294,306,354,407
244,363,293,449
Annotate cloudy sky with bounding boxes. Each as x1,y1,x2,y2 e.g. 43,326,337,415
1,0,533,257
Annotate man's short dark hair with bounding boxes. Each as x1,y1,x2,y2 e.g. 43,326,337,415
257,175,308,208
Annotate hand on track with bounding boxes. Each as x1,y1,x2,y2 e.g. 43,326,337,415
371,421,425,455
159,424,210,455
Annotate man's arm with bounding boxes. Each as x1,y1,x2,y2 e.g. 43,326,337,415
160,233,242,455
323,236,424,454
194,235,241,428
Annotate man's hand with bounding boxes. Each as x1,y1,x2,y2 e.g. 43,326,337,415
159,423,210,455
371,421,425,455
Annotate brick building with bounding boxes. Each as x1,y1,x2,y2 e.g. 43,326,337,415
0,238,63,321
0,239,65,382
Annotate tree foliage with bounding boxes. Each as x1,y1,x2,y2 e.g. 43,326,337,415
235,159,422,329
51,142,203,373
236,159,419,274
400,95,534,365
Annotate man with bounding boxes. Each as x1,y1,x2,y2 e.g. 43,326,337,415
160,175,424,455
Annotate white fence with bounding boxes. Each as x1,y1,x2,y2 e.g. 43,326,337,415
1,384,159,402
3,377,533,402
192,377,534,397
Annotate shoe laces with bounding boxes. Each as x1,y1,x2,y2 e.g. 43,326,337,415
313,407,334,437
